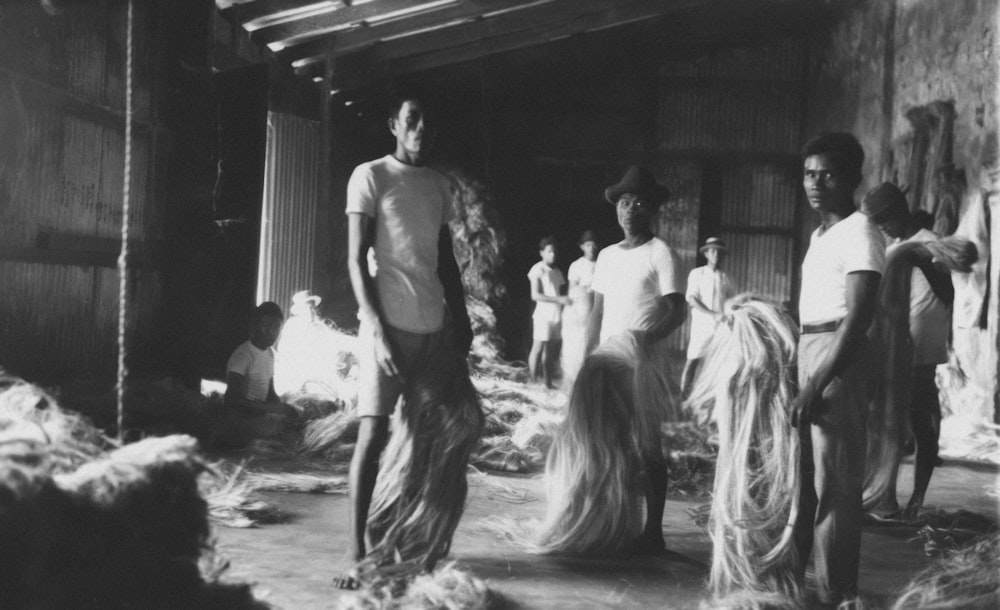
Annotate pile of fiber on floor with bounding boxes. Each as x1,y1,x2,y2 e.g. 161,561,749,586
912,509,999,556
337,561,499,610
0,429,265,608
892,532,999,609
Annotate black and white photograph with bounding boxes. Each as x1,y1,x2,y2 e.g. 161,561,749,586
0,0,997,608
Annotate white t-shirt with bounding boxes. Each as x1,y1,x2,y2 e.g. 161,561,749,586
799,212,886,325
567,257,596,322
686,265,736,358
568,257,596,290
226,340,275,402
528,261,566,324
591,237,684,343
346,155,454,333
887,228,950,365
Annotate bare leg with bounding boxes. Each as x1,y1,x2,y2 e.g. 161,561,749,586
543,339,561,389
334,415,389,589
528,340,545,384
637,449,667,554
904,369,940,520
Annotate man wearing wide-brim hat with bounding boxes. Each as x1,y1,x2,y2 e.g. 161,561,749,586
538,165,686,555
681,236,737,394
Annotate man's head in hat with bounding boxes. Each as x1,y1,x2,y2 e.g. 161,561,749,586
860,182,913,240
801,132,864,216
578,229,598,261
604,166,670,238
699,236,727,269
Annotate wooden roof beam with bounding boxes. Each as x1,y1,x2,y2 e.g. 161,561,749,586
387,0,710,75
251,0,463,48
278,0,554,63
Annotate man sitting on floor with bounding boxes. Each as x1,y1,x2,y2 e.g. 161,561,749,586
220,301,296,447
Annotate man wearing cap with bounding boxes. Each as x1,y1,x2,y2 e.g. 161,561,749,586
586,165,686,552
862,182,953,521
793,133,885,608
561,230,599,388
681,237,737,394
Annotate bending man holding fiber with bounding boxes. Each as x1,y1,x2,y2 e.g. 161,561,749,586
537,166,685,555
336,90,473,589
793,132,885,608
861,182,953,521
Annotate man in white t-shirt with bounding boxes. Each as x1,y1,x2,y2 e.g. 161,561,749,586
337,92,472,588
586,166,686,553
681,236,737,394
792,133,885,608
222,302,296,446
861,182,953,521
527,236,569,388
561,230,599,388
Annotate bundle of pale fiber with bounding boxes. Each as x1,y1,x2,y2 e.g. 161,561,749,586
471,376,562,473
338,562,499,610
686,295,801,607
892,533,999,609
535,331,678,555
0,433,265,608
364,348,484,571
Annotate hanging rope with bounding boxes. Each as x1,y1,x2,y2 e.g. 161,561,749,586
116,0,134,443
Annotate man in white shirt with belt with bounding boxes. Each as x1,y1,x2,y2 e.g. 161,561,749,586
793,133,885,608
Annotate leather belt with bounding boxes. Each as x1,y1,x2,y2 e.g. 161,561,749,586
800,320,841,334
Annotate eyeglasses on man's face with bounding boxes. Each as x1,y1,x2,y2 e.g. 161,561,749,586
616,196,651,211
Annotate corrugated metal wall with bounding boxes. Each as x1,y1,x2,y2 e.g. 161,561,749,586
256,112,322,312
658,39,806,309
0,2,156,382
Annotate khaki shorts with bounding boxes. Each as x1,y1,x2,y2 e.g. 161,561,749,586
357,320,445,417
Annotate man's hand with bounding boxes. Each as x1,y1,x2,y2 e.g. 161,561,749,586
370,320,400,378
791,383,821,428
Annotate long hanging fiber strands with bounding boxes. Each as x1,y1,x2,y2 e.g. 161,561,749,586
364,348,484,571
685,295,801,608
535,331,678,555
864,236,978,509
891,532,999,610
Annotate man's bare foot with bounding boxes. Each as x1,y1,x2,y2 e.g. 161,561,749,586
332,566,361,590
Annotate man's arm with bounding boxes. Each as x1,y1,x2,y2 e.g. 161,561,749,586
347,212,398,377
438,225,473,355
530,273,571,305
224,373,289,416
792,270,881,427
895,242,955,305
687,294,716,316
584,291,604,355
644,293,687,344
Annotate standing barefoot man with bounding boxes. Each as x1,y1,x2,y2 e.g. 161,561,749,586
335,91,472,589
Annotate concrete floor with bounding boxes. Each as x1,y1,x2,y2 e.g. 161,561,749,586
215,460,999,609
